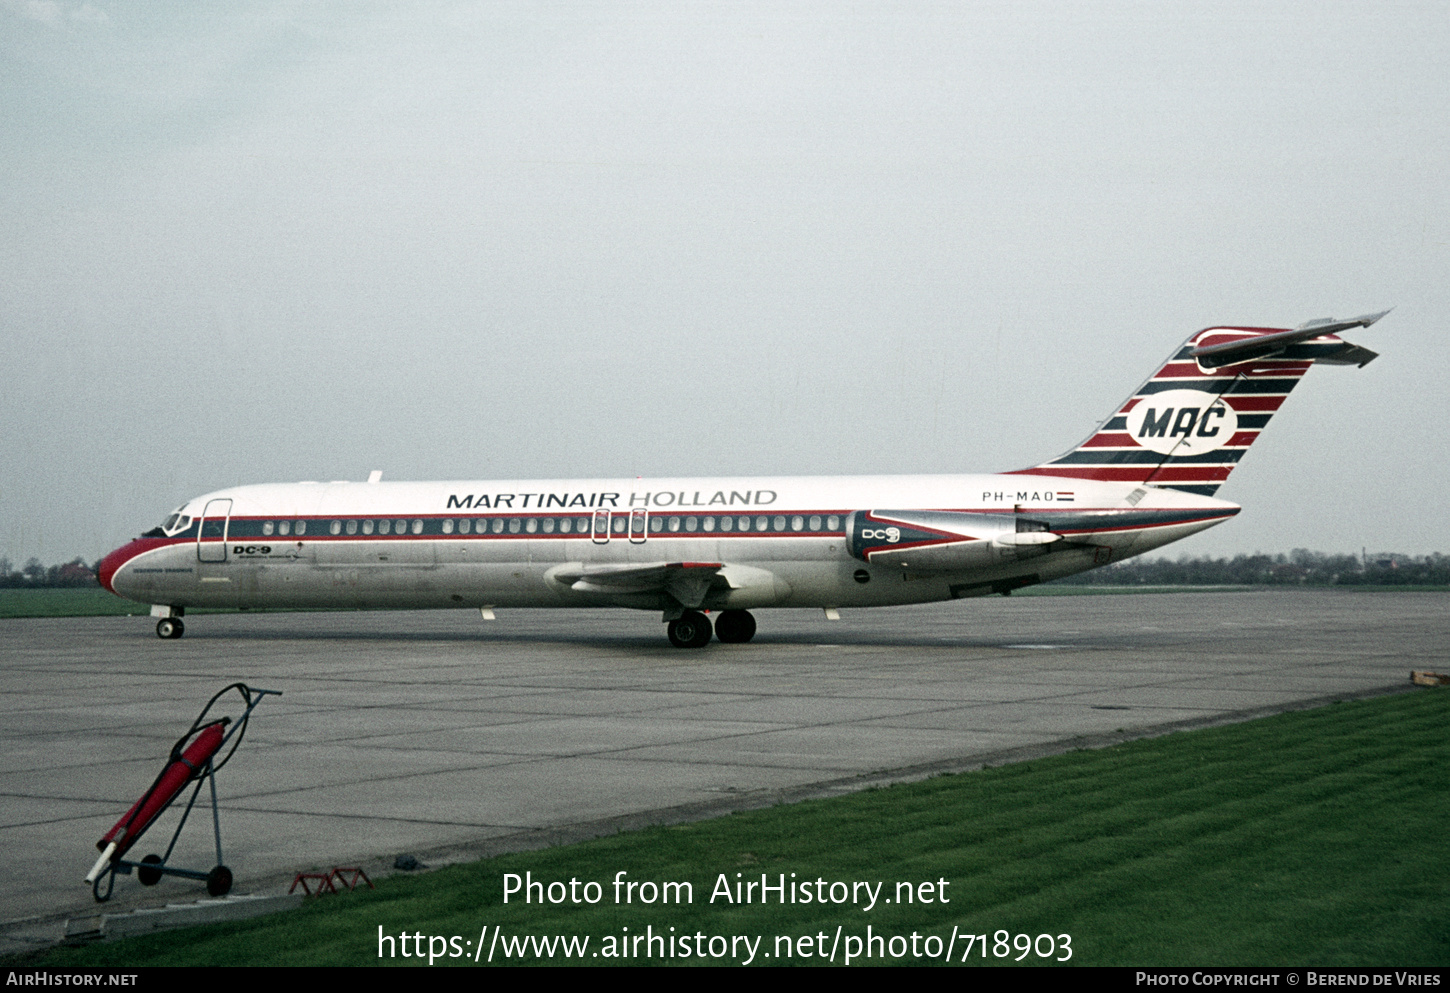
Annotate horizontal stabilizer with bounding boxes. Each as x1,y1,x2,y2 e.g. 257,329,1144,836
1190,310,1389,369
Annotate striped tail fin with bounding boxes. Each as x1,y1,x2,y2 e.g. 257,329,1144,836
1010,311,1388,496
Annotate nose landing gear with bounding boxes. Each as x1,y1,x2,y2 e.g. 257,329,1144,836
156,617,185,639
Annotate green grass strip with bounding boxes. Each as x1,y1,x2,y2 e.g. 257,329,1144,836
19,690,1450,967
0,588,148,617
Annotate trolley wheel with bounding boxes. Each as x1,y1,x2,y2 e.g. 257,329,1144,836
156,617,184,639
137,854,164,886
206,865,233,897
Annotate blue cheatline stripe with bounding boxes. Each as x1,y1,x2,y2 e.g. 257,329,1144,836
1136,378,1301,396
1051,449,1246,466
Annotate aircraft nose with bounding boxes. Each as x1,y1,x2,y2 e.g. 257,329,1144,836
97,540,147,594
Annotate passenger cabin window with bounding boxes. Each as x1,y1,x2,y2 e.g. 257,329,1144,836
442,519,454,534
279,521,291,536
263,521,275,536
346,520,358,535
362,520,375,535
295,520,306,535
411,519,423,534
330,520,342,535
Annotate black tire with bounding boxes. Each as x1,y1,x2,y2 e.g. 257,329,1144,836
667,611,713,648
137,854,163,886
206,865,233,897
714,609,757,643
156,618,184,639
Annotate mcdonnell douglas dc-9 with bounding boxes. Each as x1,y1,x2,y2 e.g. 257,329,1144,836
99,313,1387,647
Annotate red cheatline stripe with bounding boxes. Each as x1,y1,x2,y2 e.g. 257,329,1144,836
1155,363,1221,378
1062,445,1252,457
1224,395,1287,411
1081,433,1138,448
1144,465,1234,482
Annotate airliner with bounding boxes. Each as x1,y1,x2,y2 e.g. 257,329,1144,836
98,312,1386,647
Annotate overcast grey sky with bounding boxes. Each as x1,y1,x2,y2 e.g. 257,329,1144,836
2,1,1446,565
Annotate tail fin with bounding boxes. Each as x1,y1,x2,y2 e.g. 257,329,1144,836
1010,311,1388,496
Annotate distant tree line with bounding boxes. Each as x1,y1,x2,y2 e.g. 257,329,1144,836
1053,549,1450,586
0,557,99,588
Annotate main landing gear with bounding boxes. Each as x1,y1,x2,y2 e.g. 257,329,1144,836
156,618,185,640
667,610,712,648
666,609,757,648
713,609,757,644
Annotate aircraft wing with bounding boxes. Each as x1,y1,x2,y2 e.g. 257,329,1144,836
552,561,727,608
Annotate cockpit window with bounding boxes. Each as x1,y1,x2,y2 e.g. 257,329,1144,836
160,511,193,535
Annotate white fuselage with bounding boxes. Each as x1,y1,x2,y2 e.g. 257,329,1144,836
101,473,1238,614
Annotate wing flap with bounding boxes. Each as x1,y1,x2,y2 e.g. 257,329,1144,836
552,562,727,607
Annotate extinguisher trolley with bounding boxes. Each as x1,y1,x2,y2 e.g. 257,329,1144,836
85,683,281,902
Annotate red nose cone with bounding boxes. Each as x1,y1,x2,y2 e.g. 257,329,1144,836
98,538,166,594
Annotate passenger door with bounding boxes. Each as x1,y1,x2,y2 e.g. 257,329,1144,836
197,499,232,562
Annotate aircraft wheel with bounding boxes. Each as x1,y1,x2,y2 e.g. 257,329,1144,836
206,865,233,897
714,609,756,643
156,618,184,639
137,854,163,886
667,611,713,648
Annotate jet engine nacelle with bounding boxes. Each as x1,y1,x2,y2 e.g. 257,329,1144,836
845,510,1063,571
